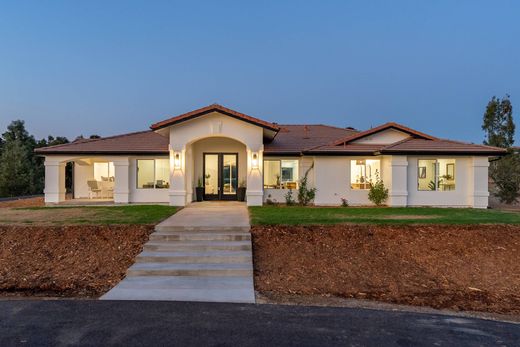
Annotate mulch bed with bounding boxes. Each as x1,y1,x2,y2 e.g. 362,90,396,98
251,225,520,315
0,225,153,297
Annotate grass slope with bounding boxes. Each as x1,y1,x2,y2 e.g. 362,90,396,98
1,205,177,225
249,206,520,225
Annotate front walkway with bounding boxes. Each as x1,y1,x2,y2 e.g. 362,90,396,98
101,201,255,303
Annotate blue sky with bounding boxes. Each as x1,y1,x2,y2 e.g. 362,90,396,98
0,0,519,143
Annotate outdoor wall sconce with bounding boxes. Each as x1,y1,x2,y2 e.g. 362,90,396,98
174,152,181,169
251,152,259,169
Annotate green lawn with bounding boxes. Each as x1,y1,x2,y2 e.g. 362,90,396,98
0,205,178,225
249,206,520,225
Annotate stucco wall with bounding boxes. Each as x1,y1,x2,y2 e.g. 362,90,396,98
352,129,410,144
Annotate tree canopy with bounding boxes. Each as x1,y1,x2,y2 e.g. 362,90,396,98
0,120,69,197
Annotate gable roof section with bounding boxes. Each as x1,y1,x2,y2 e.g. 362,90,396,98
35,131,169,155
332,122,436,145
150,104,280,132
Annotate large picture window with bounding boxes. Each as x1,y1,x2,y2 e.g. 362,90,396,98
350,159,381,190
137,159,170,189
263,159,299,189
418,159,456,191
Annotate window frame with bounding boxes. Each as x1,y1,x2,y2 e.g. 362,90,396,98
417,158,456,192
136,158,170,190
350,158,381,190
263,159,299,189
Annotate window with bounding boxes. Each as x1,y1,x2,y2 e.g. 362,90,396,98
350,159,380,190
263,160,299,189
94,162,115,181
418,159,456,191
137,159,170,189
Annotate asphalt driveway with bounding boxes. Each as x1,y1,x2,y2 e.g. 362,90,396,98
0,300,518,346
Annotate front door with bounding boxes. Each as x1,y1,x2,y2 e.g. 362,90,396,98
203,153,238,200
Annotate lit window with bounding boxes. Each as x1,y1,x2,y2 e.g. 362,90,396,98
94,162,114,181
137,159,170,189
263,160,299,189
350,159,381,190
418,159,456,191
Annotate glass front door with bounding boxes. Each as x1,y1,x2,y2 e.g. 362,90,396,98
203,153,238,200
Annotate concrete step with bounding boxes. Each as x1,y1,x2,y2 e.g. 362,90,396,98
149,232,251,242
144,240,252,252
127,263,253,277
101,287,255,303
105,276,254,290
136,251,252,264
155,225,250,233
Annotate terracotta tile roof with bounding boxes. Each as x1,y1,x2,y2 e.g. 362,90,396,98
35,131,169,155
333,122,436,145
150,104,280,132
264,125,358,155
379,138,507,155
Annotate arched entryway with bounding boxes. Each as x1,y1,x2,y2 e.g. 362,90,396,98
188,137,247,201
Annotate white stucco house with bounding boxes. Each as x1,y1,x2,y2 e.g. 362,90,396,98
36,104,505,208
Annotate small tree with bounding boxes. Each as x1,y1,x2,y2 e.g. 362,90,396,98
482,95,514,148
368,174,388,206
298,163,317,206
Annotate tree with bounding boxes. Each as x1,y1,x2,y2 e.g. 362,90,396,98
482,95,514,148
0,120,37,196
482,95,519,203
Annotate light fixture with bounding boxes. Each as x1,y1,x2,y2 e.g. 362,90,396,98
251,152,259,169
174,152,181,169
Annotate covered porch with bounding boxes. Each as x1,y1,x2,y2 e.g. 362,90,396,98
43,155,131,204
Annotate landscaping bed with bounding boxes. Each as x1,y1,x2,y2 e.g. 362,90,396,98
251,224,520,315
0,225,153,297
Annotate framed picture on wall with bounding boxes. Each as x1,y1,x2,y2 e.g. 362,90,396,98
418,166,427,179
446,163,455,179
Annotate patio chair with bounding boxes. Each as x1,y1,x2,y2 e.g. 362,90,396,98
87,180,102,199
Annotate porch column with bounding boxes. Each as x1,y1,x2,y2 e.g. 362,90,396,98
169,145,187,206
246,145,264,206
44,158,66,204
113,158,130,203
386,155,408,207
471,157,489,209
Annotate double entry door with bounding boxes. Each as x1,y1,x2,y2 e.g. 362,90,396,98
203,153,238,200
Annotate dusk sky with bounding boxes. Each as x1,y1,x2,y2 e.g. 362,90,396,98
1,1,519,144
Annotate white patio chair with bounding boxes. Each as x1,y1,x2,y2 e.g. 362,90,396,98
87,180,101,199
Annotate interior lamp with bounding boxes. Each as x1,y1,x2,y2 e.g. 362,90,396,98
252,152,259,169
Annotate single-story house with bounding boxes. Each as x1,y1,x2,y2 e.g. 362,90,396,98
36,104,505,208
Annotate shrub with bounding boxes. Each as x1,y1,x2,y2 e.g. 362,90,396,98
285,189,296,205
341,198,349,207
298,164,317,206
368,175,388,206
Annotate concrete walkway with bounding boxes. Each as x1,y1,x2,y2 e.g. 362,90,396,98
101,202,255,303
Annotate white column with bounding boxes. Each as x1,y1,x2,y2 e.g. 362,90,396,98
471,157,489,209
44,159,66,204
113,158,130,203
169,146,187,206
246,146,264,206
386,155,408,207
